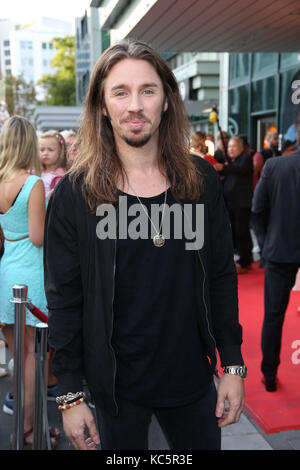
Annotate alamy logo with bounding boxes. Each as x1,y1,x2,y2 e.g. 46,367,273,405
96,197,204,250
291,80,300,104
291,340,300,365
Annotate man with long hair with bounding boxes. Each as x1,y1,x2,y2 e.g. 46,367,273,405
44,39,245,451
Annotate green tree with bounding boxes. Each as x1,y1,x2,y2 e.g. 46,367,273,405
4,74,37,119
38,35,76,106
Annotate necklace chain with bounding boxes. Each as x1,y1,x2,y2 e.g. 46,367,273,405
125,176,168,243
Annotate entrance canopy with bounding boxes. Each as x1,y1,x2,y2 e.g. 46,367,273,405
92,0,300,52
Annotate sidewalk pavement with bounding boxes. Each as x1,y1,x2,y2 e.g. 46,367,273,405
1,365,300,451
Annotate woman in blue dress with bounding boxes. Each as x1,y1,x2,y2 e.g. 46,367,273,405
0,116,49,447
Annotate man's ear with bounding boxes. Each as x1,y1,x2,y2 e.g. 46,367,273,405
163,97,168,112
161,97,168,118
103,103,111,121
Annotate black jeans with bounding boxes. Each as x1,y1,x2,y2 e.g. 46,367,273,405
228,207,253,267
95,381,221,450
261,261,299,380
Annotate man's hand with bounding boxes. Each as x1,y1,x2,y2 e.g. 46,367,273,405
214,163,224,172
215,372,245,427
62,401,100,450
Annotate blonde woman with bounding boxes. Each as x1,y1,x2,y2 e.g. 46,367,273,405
189,131,218,167
0,116,59,448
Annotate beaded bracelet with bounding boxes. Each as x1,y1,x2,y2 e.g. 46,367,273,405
58,396,85,411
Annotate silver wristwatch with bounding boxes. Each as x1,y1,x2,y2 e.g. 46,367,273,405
223,365,247,379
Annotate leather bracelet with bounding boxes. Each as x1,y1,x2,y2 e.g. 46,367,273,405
58,396,85,411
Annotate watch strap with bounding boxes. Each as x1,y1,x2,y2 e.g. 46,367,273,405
222,365,247,378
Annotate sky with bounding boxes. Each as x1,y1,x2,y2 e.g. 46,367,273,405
0,0,87,26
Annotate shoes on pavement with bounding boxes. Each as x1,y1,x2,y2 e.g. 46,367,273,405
2,392,13,415
0,368,8,378
235,263,249,274
3,384,59,415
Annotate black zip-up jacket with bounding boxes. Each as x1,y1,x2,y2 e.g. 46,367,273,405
44,157,244,415
222,152,253,209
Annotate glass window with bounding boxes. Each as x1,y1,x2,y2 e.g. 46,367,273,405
81,14,88,39
280,68,300,138
49,42,53,49
27,41,33,49
4,50,10,56
229,54,250,85
20,41,26,49
252,76,276,112
252,53,278,78
228,85,249,135
4,40,10,47
42,42,47,49
280,53,300,70
5,59,11,66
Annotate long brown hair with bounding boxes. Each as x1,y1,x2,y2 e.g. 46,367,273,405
70,39,203,211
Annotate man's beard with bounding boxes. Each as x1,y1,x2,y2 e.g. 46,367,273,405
122,132,152,148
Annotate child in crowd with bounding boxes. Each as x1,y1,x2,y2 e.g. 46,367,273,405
61,129,78,165
39,131,68,199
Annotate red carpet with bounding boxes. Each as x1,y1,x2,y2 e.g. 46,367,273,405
236,263,300,433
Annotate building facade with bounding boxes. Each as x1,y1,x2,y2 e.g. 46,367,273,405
75,7,110,106
0,19,14,78
165,51,220,134
8,17,72,85
228,52,300,150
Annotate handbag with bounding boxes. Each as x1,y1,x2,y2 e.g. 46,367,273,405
0,225,4,259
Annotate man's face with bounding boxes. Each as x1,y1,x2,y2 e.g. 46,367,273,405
227,139,243,159
103,58,168,148
269,133,278,149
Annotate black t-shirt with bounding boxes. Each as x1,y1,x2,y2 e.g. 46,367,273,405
112,189,212,407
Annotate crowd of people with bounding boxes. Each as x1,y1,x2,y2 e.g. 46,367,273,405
189,128,297,273
0,117,77,448
0,38,298,451
190,126,300,394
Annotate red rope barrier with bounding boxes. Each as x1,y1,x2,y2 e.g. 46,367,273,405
26,302,48,323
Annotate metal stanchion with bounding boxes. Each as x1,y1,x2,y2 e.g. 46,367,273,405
33,322,50,450
10,284,28,450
